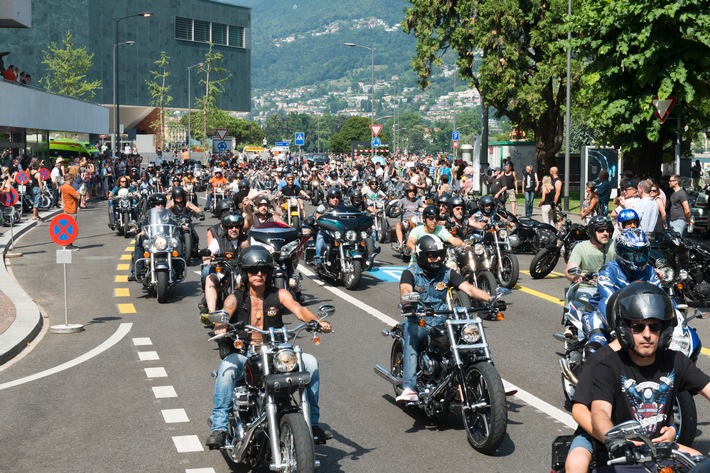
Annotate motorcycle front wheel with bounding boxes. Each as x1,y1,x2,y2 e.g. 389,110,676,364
497,252,520,289
529,248,560,280
343,260,362,290
390,339,404,398
156,271,169,303
378,216,388,243
183,233,193,266
448,288,472,309
674,391,698,446
462,362,508,454
475,271,498,297
122,212,131,238
279,412,315,473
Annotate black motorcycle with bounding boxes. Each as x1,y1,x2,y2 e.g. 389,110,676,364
206,305,335,473
374,291,509,454
176,210,202,266
304,205,374,290
444,236,498,297
529,212,588,279
651,230,710,303
111,189,136,238
506,213,558,254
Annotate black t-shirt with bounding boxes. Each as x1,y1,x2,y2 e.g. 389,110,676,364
280,185,303,197
591,348,710,463
571,344,616,436
400,267,466,289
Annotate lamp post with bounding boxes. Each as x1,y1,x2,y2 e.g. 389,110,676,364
113,11,152,156
344,42,375,157
111,40,134,156
187,62,203,155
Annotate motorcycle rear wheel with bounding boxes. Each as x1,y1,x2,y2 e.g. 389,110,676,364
390,339,404,398
497,252,520,289
529,248,560,280
674,391,698,446
156,271,169,303
462,362,508,454
279,412,315,473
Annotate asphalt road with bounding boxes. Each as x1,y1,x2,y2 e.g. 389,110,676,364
3,201,710,473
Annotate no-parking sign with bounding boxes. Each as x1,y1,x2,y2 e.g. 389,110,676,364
15,171,29,185
39,168,51,181
1,188,18,207
49,214,79,246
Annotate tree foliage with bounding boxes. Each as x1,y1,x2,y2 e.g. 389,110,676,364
572,0,710,175
330,116,373,153
146,51,173,151
195,43,232,147
403,0,570,173
39,31,101,99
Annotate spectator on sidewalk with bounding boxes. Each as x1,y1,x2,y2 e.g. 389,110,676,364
668,174,691,236
502,162,518,215
650,181,667,233
538,175,555,225
579,182,598,224
633,179,659,235
522,164,539,218
594,170,612,216
550,166,563,223
60,168,81,249
50,157,64,208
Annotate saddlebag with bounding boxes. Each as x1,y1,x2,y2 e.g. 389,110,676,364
550,434,574,472
265,372,311,393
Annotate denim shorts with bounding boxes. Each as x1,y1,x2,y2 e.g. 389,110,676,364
569,432,593,453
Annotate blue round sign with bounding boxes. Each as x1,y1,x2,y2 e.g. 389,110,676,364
371,137,381,148
217,141,228,152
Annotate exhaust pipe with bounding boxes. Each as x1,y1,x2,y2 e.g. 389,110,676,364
374,364,401,386
558,358,579,386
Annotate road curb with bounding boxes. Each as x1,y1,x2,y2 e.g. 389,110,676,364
0,208,62,366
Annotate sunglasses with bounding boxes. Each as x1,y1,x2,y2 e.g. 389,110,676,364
651,189,658,192
669,179,677,182
427,252,444,260
407,190,416,193
225,224,241,230
247,267,269,275
629,322,662,334
596,228,612,234
425,216,437,221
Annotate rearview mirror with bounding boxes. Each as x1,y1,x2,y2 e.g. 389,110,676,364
198,248,212,258
206,310,230,324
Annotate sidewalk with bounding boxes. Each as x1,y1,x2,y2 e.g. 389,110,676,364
0,207,62,366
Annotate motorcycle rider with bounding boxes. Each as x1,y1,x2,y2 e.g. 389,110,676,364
314,187,343,266
167,186,204,253
204,168,228,211
446,195,475,238
396,234,492,403
565,215,616,282
349,188,367,212
206,199,252,247
276,172,309,218
470,194,507,230
436,193,452,225
201,212,249,302
252,195,284,227
405,205,468,263
395,183,426,250
107,175,136,230
205,246,333,449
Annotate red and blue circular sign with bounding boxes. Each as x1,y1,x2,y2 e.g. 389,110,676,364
1,188,18,207
49,214,79,246
39,168,51,181
15,171,29,185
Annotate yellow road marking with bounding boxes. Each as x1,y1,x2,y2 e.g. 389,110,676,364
117,264,130,271
120,254,132,260
515,284,564,306
702,348,710,358
117,303,136,314
115,275,128,283
114,288,130,297
130,239,136,244
125,246,133,252
520,269,566,279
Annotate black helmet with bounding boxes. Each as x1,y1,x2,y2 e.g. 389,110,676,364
235,172,244,180
479,195,495,215
329,170,338,180
239,246,275,282
448,195,465,211
422,205,438,220
586,215,613,240
612,281,676,351
326,187,342,201
437,192,452,206
221,212,244,230
171,186,186,201
148,193,167,208
239,179,250,189
415,234,446,272
215,199,234,218
351,188,363,204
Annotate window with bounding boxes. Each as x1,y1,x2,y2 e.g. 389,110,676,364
212,23,227,46
175,17,246,48
229,25,244,48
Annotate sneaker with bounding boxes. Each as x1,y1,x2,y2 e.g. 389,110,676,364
205,430,227,450
199,313,212,325
108,223,115,230
396,388,418,403
128,273,137,282
312,425,333,445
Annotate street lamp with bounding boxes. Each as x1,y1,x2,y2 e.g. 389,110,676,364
111,41,134,155
113,11,152,156
187,62,203,155
344,42,375,157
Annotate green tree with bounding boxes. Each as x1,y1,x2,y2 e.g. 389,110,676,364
39,31,101,99
403,0,570,173
195,43,232,146
572,0,710,175
330,116,372,153
146,51,173,151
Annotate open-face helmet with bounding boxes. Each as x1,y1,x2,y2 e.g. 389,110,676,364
171,186,186,202
415,234,446,273
221,212,244,231
215,199,234,218
326,187,342,202
617,208,640,229
586,215,614,241
478,195,495,215
148,193,167,208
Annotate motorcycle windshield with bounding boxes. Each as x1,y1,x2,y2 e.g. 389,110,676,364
320,205,373,230
144,208,178,242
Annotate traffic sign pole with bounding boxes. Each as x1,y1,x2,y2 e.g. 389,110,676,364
48,214,83,333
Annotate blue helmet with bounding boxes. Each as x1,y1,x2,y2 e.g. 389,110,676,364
615,228,650,273
617,208,640,229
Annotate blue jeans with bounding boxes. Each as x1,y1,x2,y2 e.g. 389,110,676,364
670,219,687,237
315,231,326,263
524,190,535,217
32,186,41,208
402,315,447,391
211,351,320,432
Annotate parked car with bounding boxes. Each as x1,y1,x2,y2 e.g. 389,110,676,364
306,153,329,167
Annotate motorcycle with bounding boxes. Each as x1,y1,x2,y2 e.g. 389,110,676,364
374,291,509,454
133,208,186,303
206,304,335,472
249,221,311,299
505,213,558,254
481,222,520,289
303,205,374,290
370,198,390,244
112,188,136,238
651,230,710,303
391,212,421,261
529,211,588,280
278,195,303,229
554,268,707,446
444,235,499,297
176,210,202,265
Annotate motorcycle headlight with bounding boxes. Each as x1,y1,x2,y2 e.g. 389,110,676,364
679,269,689,280
474,243,485,255
280,240,299,258
657,266,675,283
290,197,299,206
171,237,179,248
334,231,342,240
498,229,508,239
461,324,482,344
360,231,369,239
346,230,357,242
153,236,168,251
376,202,384,209
273,349,298,373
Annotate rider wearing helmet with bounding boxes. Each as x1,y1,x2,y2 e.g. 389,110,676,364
204,168,229,211
107,174,137,230
252,195,284,227
446,195,476,238
583,228,660,350
405,205,468,264
616,208,640,232
396,234,492,403
565,215,616,282
324,170,342,188
277,172,309,216
206,246,333,449
436,193,452,223
395,183,426,250
349,188,367,211
314,188,343,265
587,281,710,468
167,186,203,217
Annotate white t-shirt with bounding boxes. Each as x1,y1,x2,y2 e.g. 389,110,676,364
51,166,63,185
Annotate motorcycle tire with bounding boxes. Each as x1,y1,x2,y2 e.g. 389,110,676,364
343,260,362,290
378,216,388,243
448,288,472,309
529,248,560,280
462,362,508,454
116,219,124,236
183,233,193,266
674,391,698,447
279,412,316,473
156,271,169,303
387,206,401,219
475,271,498,297
122,212,131,238
497,252,520,289
390,338,404,398
292,216,300,231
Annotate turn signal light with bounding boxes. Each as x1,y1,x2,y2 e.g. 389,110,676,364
496,312,505,321
313,335,321,345
659,468,673,473
143,252,149,258
677,283,684,290
172,251,178,257
334,241,339,247
418,319,426,328
216,267,223,273
233,340,244,351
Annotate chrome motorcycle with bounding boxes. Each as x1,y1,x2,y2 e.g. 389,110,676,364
444,236,499,298
111,188,135,237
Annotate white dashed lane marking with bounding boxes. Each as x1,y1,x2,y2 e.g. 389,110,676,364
162,408,190,423
132,337,153,346
138,351,160,361
152,385,178,398
144,367,168,378
172,435,204,453
186,469,216,473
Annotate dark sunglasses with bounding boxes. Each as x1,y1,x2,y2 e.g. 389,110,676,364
629,322,662,334
424,216,437,221
595,228,612,234
247,267,269,275
225,224,241,229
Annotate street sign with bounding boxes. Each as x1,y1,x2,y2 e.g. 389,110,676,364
39,167,51,181
452,131,460,141
275,141,291,147
1,188,18,207
453,140,459,149
15,171,29,185
371,137,382,148
370,124,383,137
216,128,228,140
216,141,228,152
652,96,677,124
49,214,78,246
295,132,305,146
